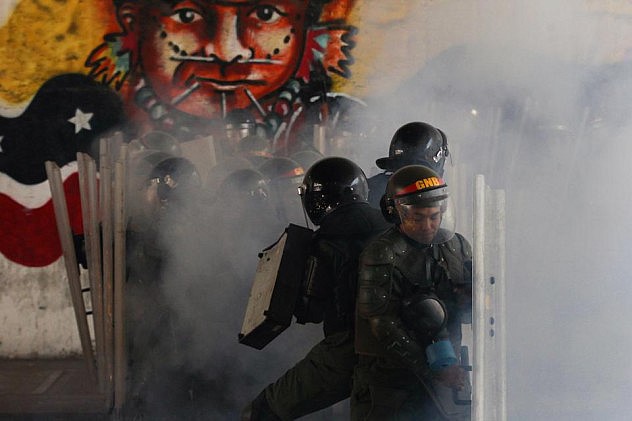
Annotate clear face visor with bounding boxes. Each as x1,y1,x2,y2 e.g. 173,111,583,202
226,123,256,143
395,196,455,244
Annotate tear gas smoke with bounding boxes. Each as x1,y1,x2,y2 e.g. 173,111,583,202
348,1,632,420
126,161,325,419
128,1,632,420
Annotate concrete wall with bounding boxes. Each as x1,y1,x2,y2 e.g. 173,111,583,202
0,257,81,357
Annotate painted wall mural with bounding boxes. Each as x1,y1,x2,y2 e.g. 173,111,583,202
1,2,631,261
0,74,125,267
2,0,465,270
0,0,364,268
85,0,358,145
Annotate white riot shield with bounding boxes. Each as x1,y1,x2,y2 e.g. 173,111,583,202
238,224,313,350
472,174,507,421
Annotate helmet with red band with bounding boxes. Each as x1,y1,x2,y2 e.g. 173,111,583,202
382,165,455,244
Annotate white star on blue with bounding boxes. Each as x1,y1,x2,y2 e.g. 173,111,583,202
68,109,93,134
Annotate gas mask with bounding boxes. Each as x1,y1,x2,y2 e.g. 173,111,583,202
401,292,457,370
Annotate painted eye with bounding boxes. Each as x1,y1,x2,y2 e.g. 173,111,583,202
251,5,284,23
171,9,202,24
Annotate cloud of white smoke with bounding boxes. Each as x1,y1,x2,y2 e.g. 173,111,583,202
349,1,632,420
124,1,632,419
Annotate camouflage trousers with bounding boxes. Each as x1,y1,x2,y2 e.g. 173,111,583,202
264,331,356,420
351,356,470,421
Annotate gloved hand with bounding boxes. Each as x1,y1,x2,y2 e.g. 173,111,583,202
432,364,466,390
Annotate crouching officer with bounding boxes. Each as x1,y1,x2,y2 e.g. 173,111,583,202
353,165,472,420
243,157,390,420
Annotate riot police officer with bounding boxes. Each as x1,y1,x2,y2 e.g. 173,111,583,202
124,155,203,417
258,157,306,227
353,165,472,420
243,157,390,420
368,122,450,208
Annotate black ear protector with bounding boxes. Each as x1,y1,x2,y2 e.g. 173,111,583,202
380,194,400,224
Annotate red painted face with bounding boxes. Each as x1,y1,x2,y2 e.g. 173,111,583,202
135,0,310,119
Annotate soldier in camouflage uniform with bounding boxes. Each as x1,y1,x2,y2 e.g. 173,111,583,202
243,157,390,420
353,165,472,421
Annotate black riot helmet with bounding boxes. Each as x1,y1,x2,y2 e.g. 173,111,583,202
258,157,305,188
382,165,455,244
290,149,324,173
376,122,449,175
238,133,272,167
225,108,257,130
259,157,306,225
299,157,369,225
148,156,201,207
224,108,258,152
218,168,270,204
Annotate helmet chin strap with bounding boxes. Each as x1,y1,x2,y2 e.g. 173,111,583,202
301,204,312,229
297,185,313,229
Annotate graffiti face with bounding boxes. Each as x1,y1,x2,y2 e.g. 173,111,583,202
134,0,310,119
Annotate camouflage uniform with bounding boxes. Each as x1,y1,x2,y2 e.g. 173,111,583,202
247,203,390,420
353,227,472,421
